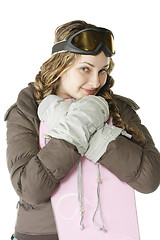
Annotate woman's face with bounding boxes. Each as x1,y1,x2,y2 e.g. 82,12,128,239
56,51,110,99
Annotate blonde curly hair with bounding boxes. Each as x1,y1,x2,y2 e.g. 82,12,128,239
34,20,146,146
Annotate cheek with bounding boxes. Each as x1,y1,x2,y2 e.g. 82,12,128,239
74,74,87,87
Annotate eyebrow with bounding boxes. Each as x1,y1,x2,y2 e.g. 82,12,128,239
79,61,109,68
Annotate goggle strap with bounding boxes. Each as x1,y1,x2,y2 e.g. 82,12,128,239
52,40,67,55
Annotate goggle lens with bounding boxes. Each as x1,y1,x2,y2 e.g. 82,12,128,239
71,30,114,53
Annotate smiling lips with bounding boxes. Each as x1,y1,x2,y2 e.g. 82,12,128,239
82,88,96,94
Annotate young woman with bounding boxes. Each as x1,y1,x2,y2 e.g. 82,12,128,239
5,20,160,240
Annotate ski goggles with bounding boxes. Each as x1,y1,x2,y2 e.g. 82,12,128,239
51,27,115,57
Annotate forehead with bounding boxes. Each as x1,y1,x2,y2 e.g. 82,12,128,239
75,52,110,68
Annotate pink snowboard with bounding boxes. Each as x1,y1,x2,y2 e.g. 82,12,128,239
39,121,140,240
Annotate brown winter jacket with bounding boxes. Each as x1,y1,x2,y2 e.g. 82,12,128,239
5,82,160,240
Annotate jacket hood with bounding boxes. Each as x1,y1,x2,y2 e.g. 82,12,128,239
113,94,139,111
4,82,38,121
17,82,38,119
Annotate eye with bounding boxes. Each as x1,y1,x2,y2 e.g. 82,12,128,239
80,67,89,72
99,69,108,74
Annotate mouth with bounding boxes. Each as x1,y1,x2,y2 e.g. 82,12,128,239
81,88,96,94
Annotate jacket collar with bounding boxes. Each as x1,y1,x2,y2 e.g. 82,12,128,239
16,83,140,119
5,82,139,122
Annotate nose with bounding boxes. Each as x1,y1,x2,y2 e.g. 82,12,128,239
88,73,100,89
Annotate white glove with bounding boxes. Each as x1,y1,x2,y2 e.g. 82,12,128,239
85,123,132,163
38,94,71,128
45,95,110,155
67,95,110,135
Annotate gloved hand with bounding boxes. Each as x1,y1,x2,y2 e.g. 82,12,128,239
45,95,110,155
85,123,132,163
67,95,110,135
38,94,72,129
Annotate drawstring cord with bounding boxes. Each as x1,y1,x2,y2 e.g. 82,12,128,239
77,159,85,230
44,135,51,145
92,163,107,232
77,160,107,232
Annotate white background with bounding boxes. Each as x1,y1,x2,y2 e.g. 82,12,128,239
0,0,159,239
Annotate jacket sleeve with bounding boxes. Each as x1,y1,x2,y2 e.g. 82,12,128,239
6,106,80,205
99,100,160,194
